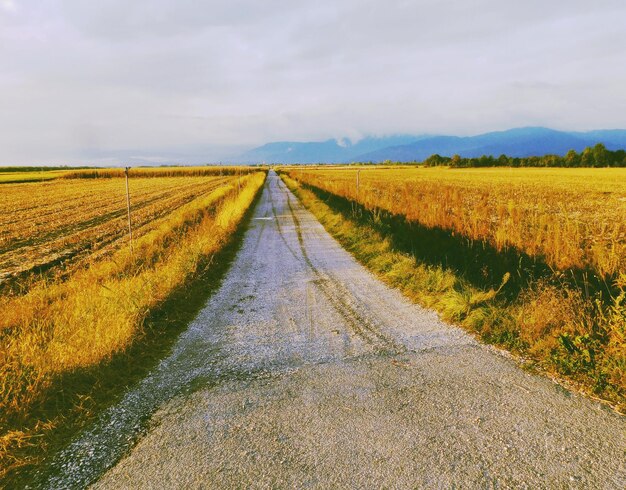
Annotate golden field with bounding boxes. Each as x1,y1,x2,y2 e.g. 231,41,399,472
281,167,626,412
0,170,73,184
59,166,253,179
286,166,626,277
1,173,234,288
0,168,266,479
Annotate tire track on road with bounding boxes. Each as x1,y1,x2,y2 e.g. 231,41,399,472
282,183,405,355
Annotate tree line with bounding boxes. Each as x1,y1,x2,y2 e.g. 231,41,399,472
418,144,626,167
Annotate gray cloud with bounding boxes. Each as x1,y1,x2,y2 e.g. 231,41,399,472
1,0,625,164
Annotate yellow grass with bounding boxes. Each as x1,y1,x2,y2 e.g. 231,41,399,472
60,166,256,179
280,168,626,412
0,170,73,183
286,166,626,277
0,166,255,184
0,174,236,286
0,170,266,479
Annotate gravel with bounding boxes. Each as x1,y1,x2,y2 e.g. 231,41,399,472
37,171,626,489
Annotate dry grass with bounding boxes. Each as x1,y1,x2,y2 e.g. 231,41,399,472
285,166,626,277
280,170,626,412
0,174,235,288
0,166,254,184
0,170,73,184
60,166,257,179
0,170,266,480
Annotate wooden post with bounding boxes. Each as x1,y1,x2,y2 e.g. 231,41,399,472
124,167,134,255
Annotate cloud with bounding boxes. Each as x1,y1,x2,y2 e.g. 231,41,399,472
0,0,16,13
1,0,626,164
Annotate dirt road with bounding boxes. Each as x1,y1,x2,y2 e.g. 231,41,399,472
39,171,625,488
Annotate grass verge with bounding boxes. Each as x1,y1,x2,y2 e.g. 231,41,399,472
0,172,266,485
279,173,626,413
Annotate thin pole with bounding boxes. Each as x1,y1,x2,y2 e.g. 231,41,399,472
124,166,134,255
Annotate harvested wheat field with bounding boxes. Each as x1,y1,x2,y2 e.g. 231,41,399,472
0,167,253,289
285,166,626,277
0,167,266,481
282,166,626,412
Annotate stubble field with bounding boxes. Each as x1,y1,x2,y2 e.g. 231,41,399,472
282,166,626,411
1,173,235,289
286,166,626,277
0,167,266,480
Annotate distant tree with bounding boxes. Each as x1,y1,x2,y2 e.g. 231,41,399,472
580,147,594,167
543,154,561,167
591,143,610,167
565,149,580,167
478,155,494,167
417,145,625,168
424,154,449,166
614,150,626,167
497,154,509,166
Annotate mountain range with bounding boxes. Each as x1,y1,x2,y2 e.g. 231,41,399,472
237,127,626,164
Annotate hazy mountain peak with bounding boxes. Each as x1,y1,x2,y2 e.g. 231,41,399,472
236,128,626,164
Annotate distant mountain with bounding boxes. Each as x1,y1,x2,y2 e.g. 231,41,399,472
237,135,425,164
571,129,626,149
353,128,626,163
237,128,626,164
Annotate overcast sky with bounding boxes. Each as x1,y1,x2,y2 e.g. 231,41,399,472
1,0,626,164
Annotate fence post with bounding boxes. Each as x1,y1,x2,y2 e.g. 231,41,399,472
124,166,134,255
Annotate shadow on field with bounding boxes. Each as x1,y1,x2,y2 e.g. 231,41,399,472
302,183,616,302
6,185,265,487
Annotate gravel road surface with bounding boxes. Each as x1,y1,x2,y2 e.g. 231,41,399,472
40,171,625,489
